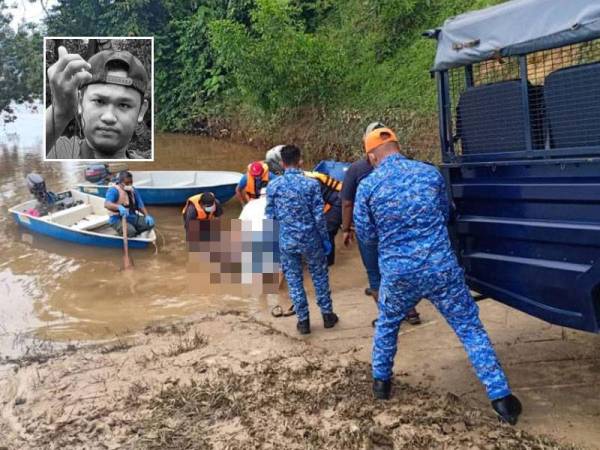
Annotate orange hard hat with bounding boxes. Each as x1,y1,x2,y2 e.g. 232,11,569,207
249,161,265,177
364,127,398,153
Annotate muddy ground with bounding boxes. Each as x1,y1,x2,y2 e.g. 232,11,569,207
0,312,580,450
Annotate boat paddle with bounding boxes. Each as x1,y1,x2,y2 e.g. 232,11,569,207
121,215,134,270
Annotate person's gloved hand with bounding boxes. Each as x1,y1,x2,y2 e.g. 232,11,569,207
323,239,333,256
145,215,155,227
118,205,128,217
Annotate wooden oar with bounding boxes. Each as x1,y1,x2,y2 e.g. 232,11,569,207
121,215,133,270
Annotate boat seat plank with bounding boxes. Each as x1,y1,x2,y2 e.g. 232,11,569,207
71,214,110,231
43,204,93,226
169,180,195,187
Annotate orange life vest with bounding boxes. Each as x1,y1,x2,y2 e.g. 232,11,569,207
182,194,216,220
245,162,270,199
109,184,136,217
304,171,342,213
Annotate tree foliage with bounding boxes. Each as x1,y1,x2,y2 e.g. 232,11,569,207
209,0,346,113
40,0,506,131
0,0,43,122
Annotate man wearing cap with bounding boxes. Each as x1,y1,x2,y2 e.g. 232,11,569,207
104,171,154,237
265,145,339,335
182,191,223,229
354,127,522,425
45,45,149,159
235,161,278,205
342,122,421,326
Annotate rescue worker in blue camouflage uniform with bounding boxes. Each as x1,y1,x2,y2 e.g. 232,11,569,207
265,145,339,335
354,127,522,425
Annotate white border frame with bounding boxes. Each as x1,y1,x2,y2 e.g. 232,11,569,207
42,36,154,162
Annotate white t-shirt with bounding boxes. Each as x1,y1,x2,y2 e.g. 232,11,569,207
239,196,267,228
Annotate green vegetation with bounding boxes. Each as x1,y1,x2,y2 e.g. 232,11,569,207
0,0,43,122
206,0,506,160
9,0,506,157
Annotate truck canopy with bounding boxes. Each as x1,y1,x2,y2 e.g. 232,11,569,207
432,0,600,71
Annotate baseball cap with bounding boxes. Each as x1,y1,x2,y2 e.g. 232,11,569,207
82,50,149,96
364,127,398,153
249,161,265,177
364,122,386,138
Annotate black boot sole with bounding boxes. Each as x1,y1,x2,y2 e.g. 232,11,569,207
324,316,339,329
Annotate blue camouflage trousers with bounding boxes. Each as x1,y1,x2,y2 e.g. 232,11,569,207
281,246,333,321
373,264,511,401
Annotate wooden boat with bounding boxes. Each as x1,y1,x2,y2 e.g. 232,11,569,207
77,171,243,205
9,190,156,249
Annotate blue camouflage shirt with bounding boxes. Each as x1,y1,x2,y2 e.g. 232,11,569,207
265,168,329,252
354,153,453,276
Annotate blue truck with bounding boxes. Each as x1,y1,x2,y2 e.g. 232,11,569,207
426,0,600,332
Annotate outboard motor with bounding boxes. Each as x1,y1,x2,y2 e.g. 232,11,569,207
84,164,109,183
26,173,49,204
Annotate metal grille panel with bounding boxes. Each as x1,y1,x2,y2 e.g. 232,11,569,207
446,39,600,158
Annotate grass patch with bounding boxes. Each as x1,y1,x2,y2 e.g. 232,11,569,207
132,358,577,450
164,331,208,358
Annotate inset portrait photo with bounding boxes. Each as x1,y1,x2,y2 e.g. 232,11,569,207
44,37,153,161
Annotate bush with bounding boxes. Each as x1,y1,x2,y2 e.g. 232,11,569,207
210,0,348,113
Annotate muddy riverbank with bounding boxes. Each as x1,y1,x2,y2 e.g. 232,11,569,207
0,312,578,450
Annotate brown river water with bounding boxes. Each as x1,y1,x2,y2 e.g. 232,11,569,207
0,134,363,358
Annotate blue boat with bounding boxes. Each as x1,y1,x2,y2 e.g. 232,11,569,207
9,190,156,249
77,171,242,206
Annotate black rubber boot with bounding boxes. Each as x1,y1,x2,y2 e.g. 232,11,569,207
373,379,392,400
323,312,339,329
297,318,310,335
491,394,522,425
406,308,422,326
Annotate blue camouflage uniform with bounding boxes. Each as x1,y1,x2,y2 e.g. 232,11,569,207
265,168,333,321
354,153,511,401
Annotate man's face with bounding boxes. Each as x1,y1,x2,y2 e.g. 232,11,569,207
121,176,134,191
80,69,147,154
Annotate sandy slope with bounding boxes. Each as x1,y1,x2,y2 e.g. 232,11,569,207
0,312,577,450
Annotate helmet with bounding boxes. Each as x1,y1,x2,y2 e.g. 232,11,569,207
249,161,265,177
265,145,284,175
